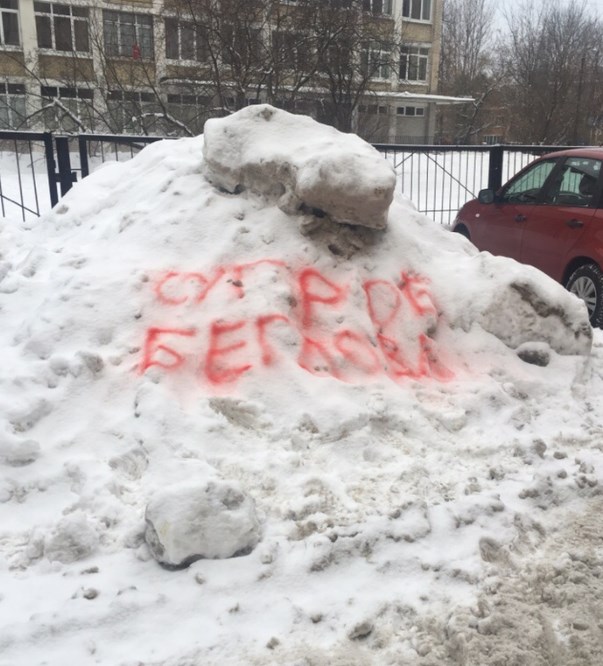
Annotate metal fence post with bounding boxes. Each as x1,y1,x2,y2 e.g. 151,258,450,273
43,132,59,207
488,145,504,192
55,136,77,196
78,135,90,178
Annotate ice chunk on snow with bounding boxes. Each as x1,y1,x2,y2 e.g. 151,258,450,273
145,479,261,569
478,272,592,356
202,104,396,229
44,512,99,564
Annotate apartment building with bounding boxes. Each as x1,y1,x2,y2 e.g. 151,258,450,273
0,0,456,142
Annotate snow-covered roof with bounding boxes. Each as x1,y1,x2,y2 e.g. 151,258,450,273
373,90,475,104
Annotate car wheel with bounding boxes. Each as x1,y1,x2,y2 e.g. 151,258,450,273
566,263,603,327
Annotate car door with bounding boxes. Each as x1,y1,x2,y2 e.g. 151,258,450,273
519,156,601,281
473,158,558,261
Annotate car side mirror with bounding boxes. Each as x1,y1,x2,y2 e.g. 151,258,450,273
478,188,495,204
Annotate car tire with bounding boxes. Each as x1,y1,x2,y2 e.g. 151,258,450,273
566,263,603,328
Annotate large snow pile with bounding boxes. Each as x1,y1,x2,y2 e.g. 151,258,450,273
1,106,603,665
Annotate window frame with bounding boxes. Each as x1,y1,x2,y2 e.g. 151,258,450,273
221,23,262,66
40,84,95,131
164,16,207,63
272,29,310,72
0,81,26,128
166,91,209,133
400,45,429,83
106,88,160,132
34,2,90,53
402,0,432,22
361,41,392,81
0,0,20,48
397,105,425,117
103,9,154,60
363,0,393,16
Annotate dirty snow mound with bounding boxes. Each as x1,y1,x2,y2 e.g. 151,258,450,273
0,106,601,666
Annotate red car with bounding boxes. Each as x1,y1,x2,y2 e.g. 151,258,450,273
453,148,603,327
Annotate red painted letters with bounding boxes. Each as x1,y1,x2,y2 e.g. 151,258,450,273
205,320,252,384
140,261,453,386
140,327,196,372
298,267,346,328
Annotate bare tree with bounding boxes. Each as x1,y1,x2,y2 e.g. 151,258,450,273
6,0,413,139
311,0,403,134
167,0,404,135
438,0,497,143
502,0,600,144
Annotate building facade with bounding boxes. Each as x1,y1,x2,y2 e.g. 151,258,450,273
0,0,453,142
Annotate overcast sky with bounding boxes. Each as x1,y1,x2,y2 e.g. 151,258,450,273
492,0,603,35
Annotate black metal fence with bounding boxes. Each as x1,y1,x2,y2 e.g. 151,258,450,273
0,130,575,225
0,131,55,220
374,143,569,225
0,131,165,221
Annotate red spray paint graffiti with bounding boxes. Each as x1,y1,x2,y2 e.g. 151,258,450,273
140,261,453,385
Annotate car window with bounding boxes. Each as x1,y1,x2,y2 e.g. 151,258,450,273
501,159,557,204
542,157,601,207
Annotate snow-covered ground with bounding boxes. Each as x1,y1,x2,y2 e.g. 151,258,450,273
1,106,603,666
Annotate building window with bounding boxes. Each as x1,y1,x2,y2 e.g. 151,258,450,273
397,105,425,116
35,3,89,52
402,0,431,21
221,24,262,65
41,85,94,131
167,92,209,134
165,18,207,62
0,0,20,46
272,31,309,71
0,82,25,127
103,10,153,59
41,84,93,98
361,42,391,80
107,89,160,132
483,135,502,145
363,0,392,15
400,46,429,82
